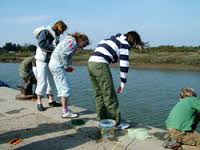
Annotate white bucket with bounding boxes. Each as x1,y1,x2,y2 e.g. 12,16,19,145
99,119,116,138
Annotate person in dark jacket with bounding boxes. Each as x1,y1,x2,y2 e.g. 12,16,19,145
34,20,67,111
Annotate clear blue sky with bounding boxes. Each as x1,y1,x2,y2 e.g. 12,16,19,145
1,0,200,48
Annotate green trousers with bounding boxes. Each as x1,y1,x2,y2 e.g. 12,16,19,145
88,62,120,125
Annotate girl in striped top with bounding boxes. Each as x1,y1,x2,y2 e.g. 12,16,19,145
88,31,144,129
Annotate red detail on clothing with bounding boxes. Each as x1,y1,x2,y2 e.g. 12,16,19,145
65,67,74,72
69,40,73,49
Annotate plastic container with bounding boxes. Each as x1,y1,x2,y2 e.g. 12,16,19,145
99,119,116,138
127,128,151,140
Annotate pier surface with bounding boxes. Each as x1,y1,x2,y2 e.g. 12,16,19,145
0,87,172,150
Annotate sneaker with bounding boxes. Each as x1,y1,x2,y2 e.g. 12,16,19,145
163,139,182,149
49,101,62,107
61,110,79,118
116,123,130,130
37,104,46,111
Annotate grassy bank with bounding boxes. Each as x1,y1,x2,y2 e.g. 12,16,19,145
0,52,32,63
1,46,200,70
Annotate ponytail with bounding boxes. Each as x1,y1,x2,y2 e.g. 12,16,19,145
70,32,89,46
70,32,81,39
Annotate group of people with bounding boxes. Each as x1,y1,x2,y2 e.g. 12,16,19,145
19,20,144,127
19,20,200,149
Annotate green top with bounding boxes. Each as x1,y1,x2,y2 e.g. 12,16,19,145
19,56,35,79
166,96,200,131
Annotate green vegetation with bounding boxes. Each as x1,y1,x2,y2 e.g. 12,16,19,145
73,46,200,66
1,42,36,53
131,46,200,66
1,42,200,69
0,51,34,63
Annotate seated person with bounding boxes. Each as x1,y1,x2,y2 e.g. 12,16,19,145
166,87,200,148
19,56,36,95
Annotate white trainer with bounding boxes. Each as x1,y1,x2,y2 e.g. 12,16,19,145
116,123,130,130
61,110,79,118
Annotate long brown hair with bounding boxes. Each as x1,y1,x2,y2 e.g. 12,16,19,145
124,31,144,48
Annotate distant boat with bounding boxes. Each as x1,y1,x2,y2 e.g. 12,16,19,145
0,80,9,87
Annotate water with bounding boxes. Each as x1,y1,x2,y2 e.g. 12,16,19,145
1,63,200,130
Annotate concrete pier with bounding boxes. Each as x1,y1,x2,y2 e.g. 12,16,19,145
0,87,170,150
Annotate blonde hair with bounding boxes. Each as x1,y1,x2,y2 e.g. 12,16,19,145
180,87,197,99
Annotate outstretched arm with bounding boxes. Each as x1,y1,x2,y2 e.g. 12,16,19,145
118,48,129,93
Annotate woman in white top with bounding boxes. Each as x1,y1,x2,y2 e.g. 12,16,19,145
34,20,67,111
49,33,89,118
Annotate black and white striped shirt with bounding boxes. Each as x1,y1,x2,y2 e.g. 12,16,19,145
88,33,130,88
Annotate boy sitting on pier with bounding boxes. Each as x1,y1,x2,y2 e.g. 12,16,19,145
166,88,200,149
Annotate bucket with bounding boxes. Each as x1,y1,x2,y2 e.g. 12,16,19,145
99,119,116,138
127,128,151,140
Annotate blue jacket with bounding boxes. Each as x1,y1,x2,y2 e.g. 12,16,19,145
35,26,59,62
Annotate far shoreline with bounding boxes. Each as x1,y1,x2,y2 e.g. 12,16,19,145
1,59,200,72
130,63,200,71
57,61,200,71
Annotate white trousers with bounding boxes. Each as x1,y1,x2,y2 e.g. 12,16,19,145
35,60,56,96
49,60,71,97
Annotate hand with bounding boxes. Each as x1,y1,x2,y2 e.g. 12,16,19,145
65,67,74,72
117,86,124,94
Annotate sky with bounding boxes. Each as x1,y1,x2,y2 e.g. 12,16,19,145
0,0,200,48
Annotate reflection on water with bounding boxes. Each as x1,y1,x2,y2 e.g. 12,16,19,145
1,63,200,130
